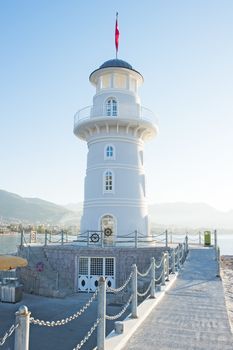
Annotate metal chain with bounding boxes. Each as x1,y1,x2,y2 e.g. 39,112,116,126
105,295,133,320
179,247,184,262
137,281,152,297
155,255,164,269
154,268,164,283
137,262,152,277
0,323,19,346
30,289,98,327
73,318,100,350
107,271,133,293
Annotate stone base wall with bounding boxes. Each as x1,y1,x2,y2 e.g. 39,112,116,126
18,244,171,297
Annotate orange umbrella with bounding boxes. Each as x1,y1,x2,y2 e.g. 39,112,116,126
0,255,28,270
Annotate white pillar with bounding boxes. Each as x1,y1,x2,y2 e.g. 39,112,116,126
165,230,168,248
150,257,155,298
171,249,175,274
214,230,218,260
165,252,169,281
161,253,166,286
14,305,30,350
216,247,221,278
199,231,201,246
97,277,106,350
177,245,181,270
131,264,138,318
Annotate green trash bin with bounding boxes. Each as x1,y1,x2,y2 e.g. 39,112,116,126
204,231,211,246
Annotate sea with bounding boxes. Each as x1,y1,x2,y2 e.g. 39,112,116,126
0,232,233,255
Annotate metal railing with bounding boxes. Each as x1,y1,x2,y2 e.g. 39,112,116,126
1,240,189,350
19,229,219,251
74,104,158,129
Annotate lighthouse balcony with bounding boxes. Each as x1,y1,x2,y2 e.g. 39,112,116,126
74,105,158,129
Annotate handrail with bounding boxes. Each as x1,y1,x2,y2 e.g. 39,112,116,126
74,104,158,128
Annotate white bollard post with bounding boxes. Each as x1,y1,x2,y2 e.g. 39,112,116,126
161,253,166,286
199,231,201,246
216,247,221,278
97,276,106,350
165,230,168,248
131,264,138,318
135,230,138,248
171,249,176,273
177,245,181,270
44,230,48,246
150,257,156,298
14,305,31,350
185,235,188,255
165,252,169,281
20,230,24,247
214,230,217,259
182,243,186,263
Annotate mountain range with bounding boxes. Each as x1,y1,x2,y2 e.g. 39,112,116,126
0,189,233,229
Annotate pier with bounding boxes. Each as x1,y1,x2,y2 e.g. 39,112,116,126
119,248,233,350
1,238,233,350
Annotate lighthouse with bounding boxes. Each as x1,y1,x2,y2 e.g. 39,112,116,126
74,57,158,244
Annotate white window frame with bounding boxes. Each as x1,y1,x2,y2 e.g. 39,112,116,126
103,169,114,193
105,98,118,117
104,144,115,160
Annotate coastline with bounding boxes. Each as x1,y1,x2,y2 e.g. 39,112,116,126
221,255,233,332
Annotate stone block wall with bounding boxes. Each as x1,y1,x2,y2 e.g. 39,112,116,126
18,244,172,296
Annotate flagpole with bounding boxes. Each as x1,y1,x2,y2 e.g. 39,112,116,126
115,12,119,59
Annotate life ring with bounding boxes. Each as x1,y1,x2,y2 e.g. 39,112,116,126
90,233,100,243
104,228,112,237
36,261,44,272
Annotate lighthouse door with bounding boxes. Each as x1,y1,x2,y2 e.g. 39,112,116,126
101,214,115,245
78,257,115,292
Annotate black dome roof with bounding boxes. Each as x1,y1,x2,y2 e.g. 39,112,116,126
99,59,133,70
89,58,143,82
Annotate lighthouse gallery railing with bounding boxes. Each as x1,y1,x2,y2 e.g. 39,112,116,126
74,105,158,128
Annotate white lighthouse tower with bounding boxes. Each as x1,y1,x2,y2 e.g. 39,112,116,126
74,58,158,243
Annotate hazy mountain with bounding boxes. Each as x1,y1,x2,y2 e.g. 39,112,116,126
149,202,233,229
64,202,83,212
0,189,233,229
0,190,73,224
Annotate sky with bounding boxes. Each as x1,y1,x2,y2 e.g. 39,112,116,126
1,1,233,211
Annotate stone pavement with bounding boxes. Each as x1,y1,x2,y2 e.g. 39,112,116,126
0,291,123,350
123,248,233,350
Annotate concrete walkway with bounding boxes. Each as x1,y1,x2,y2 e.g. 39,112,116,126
123,248,233,350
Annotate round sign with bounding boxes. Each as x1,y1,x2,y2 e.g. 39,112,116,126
90,233,100,243
104,228,112,237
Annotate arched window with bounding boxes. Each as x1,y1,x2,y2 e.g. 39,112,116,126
105,145,115,160
101,214,115,235
104,170,113,192
106,98,117,117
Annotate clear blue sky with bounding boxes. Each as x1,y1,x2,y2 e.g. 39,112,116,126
1,1,233,211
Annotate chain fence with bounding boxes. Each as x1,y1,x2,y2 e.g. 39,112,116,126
106,271,133,294
30,289,98,327
137,262,152,277
0,323,19,347
73,318,100,350
106,295,133,320
5,237,190,350
137,281,152,297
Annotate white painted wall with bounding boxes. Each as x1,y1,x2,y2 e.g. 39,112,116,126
75,62,157,239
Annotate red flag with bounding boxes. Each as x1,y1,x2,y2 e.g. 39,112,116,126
115,12,120,53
